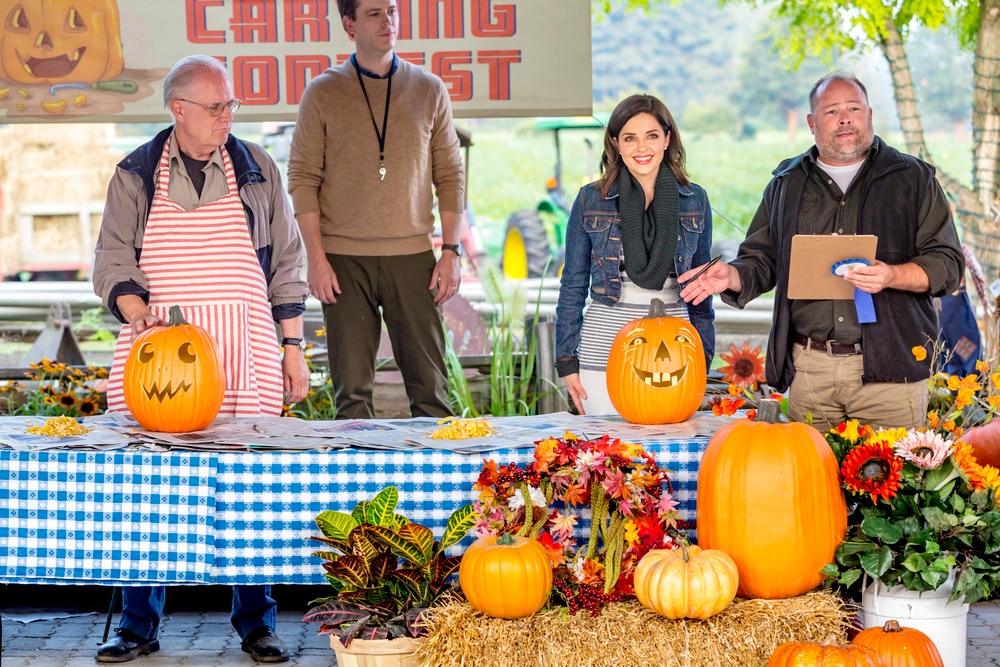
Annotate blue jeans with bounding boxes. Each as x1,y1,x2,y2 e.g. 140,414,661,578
118,585,277,641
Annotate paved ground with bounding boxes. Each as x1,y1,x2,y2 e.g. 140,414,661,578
2,585,999,666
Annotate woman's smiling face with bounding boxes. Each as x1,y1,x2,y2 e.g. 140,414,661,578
614,112,670,184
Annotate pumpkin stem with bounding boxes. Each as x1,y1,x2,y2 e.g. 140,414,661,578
754,398,782,424
167,305,190,327
679,541,690,562
882,619,902,633
497,532,516,546
648,298,668,318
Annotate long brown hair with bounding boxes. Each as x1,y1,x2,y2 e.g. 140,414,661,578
598,94,688,198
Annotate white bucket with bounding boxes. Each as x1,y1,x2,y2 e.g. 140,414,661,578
862,579,969,667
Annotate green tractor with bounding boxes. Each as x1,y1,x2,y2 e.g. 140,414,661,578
501,116,607,279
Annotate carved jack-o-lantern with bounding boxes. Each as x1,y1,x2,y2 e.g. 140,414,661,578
0,0,125,85
123,305,225,433
606,298,707,424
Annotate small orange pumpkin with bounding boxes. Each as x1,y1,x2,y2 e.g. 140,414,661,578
852,619,944,667
767,641,882,666
458,533,552,619
962,420,1000,469
633,543,738,619
697,400,847,599
123,305,225,433
606,298,706,424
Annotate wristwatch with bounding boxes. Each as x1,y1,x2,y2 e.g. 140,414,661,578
282,337,306,350
440,243,462,257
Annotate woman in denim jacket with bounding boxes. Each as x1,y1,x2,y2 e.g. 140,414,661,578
555,94,715,415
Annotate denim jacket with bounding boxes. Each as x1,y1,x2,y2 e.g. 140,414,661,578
555,180,715,375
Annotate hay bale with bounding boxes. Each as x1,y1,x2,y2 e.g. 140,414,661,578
417,590,851,667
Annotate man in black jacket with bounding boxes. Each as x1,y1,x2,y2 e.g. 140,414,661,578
679,72,964,430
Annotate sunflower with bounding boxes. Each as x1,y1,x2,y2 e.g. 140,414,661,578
953,440,988,491
841,440,903,504
894,429,951,469
77,397,100,416
980,466,1000,495
717,341,766,389
57,392,78,410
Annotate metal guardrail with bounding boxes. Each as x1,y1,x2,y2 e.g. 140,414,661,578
0,280,775,333
0,281,770,417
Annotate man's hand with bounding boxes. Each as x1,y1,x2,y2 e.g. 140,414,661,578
307,257,342,304
841,260,931,294
678,260,740,305
281,348,309,405
129,312,163,342
430,251,462,305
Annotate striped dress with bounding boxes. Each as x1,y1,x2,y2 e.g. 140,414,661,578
578,275,687,416
106,137,284,419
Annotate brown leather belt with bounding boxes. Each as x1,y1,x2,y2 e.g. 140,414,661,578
793,333,862,356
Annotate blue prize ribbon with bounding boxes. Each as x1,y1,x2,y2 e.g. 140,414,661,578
831,258,877,323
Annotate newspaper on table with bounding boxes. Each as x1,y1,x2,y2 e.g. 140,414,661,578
0,410,739,453
0,415,133,451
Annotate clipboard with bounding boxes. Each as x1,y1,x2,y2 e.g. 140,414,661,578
787,235,877,300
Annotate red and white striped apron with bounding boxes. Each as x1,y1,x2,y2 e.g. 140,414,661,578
106,136,284,418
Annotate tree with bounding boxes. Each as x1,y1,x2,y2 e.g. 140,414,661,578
595,0,1000,345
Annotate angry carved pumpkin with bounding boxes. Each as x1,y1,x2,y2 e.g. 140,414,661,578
606,298,706,424
123,305,225,433
0,0,125,85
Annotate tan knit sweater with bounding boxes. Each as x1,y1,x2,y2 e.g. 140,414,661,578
287,57,465,256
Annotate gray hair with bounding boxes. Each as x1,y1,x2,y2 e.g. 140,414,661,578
163,55,230,107
808,71,869,114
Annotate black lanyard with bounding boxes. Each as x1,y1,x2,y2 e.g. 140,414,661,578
355,62,392,181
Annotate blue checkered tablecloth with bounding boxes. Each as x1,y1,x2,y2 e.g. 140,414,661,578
0,439,707,585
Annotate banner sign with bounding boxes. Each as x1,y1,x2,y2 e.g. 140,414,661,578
0,0,593,123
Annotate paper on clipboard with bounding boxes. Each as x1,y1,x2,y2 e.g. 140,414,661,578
788,234,878,299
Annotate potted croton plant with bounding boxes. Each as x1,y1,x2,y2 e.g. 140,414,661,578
302,486,475,667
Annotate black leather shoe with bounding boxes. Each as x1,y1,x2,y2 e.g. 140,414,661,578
95,629,160,662
241,626,290,663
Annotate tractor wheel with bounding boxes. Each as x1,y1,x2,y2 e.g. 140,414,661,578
502,209,551,279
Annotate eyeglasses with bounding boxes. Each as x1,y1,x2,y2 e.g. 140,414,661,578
176,98,242,116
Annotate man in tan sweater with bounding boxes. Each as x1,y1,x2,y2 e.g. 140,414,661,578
287,0,466,419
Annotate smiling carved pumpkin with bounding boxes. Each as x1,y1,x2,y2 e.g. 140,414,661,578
0,0,125,85
123,305,225,433
606,298,707,424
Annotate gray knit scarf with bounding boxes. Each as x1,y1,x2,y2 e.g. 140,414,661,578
618,165,679,290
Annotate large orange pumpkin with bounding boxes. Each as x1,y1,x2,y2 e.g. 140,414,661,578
697,401,847,599
459,533,552,619
123,305,225,433
633,543,738,619
0,0,125,85
768,641,882,666
852,619,944,667
606,298,706,424
962,420,1000,469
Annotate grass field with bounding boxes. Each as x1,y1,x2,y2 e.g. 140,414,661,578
460,122,974,258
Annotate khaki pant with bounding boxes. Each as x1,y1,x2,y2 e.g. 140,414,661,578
322,251,450,420
787,342,928,432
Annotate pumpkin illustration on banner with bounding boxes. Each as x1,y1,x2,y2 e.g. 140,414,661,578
697,400,847,599
123,305,225,433
0,0,126,85
605,298,706,424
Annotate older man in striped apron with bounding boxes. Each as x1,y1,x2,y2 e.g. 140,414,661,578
92,55,308,663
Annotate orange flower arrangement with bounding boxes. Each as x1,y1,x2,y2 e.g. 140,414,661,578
822,354,1000,604
471,432,684,615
